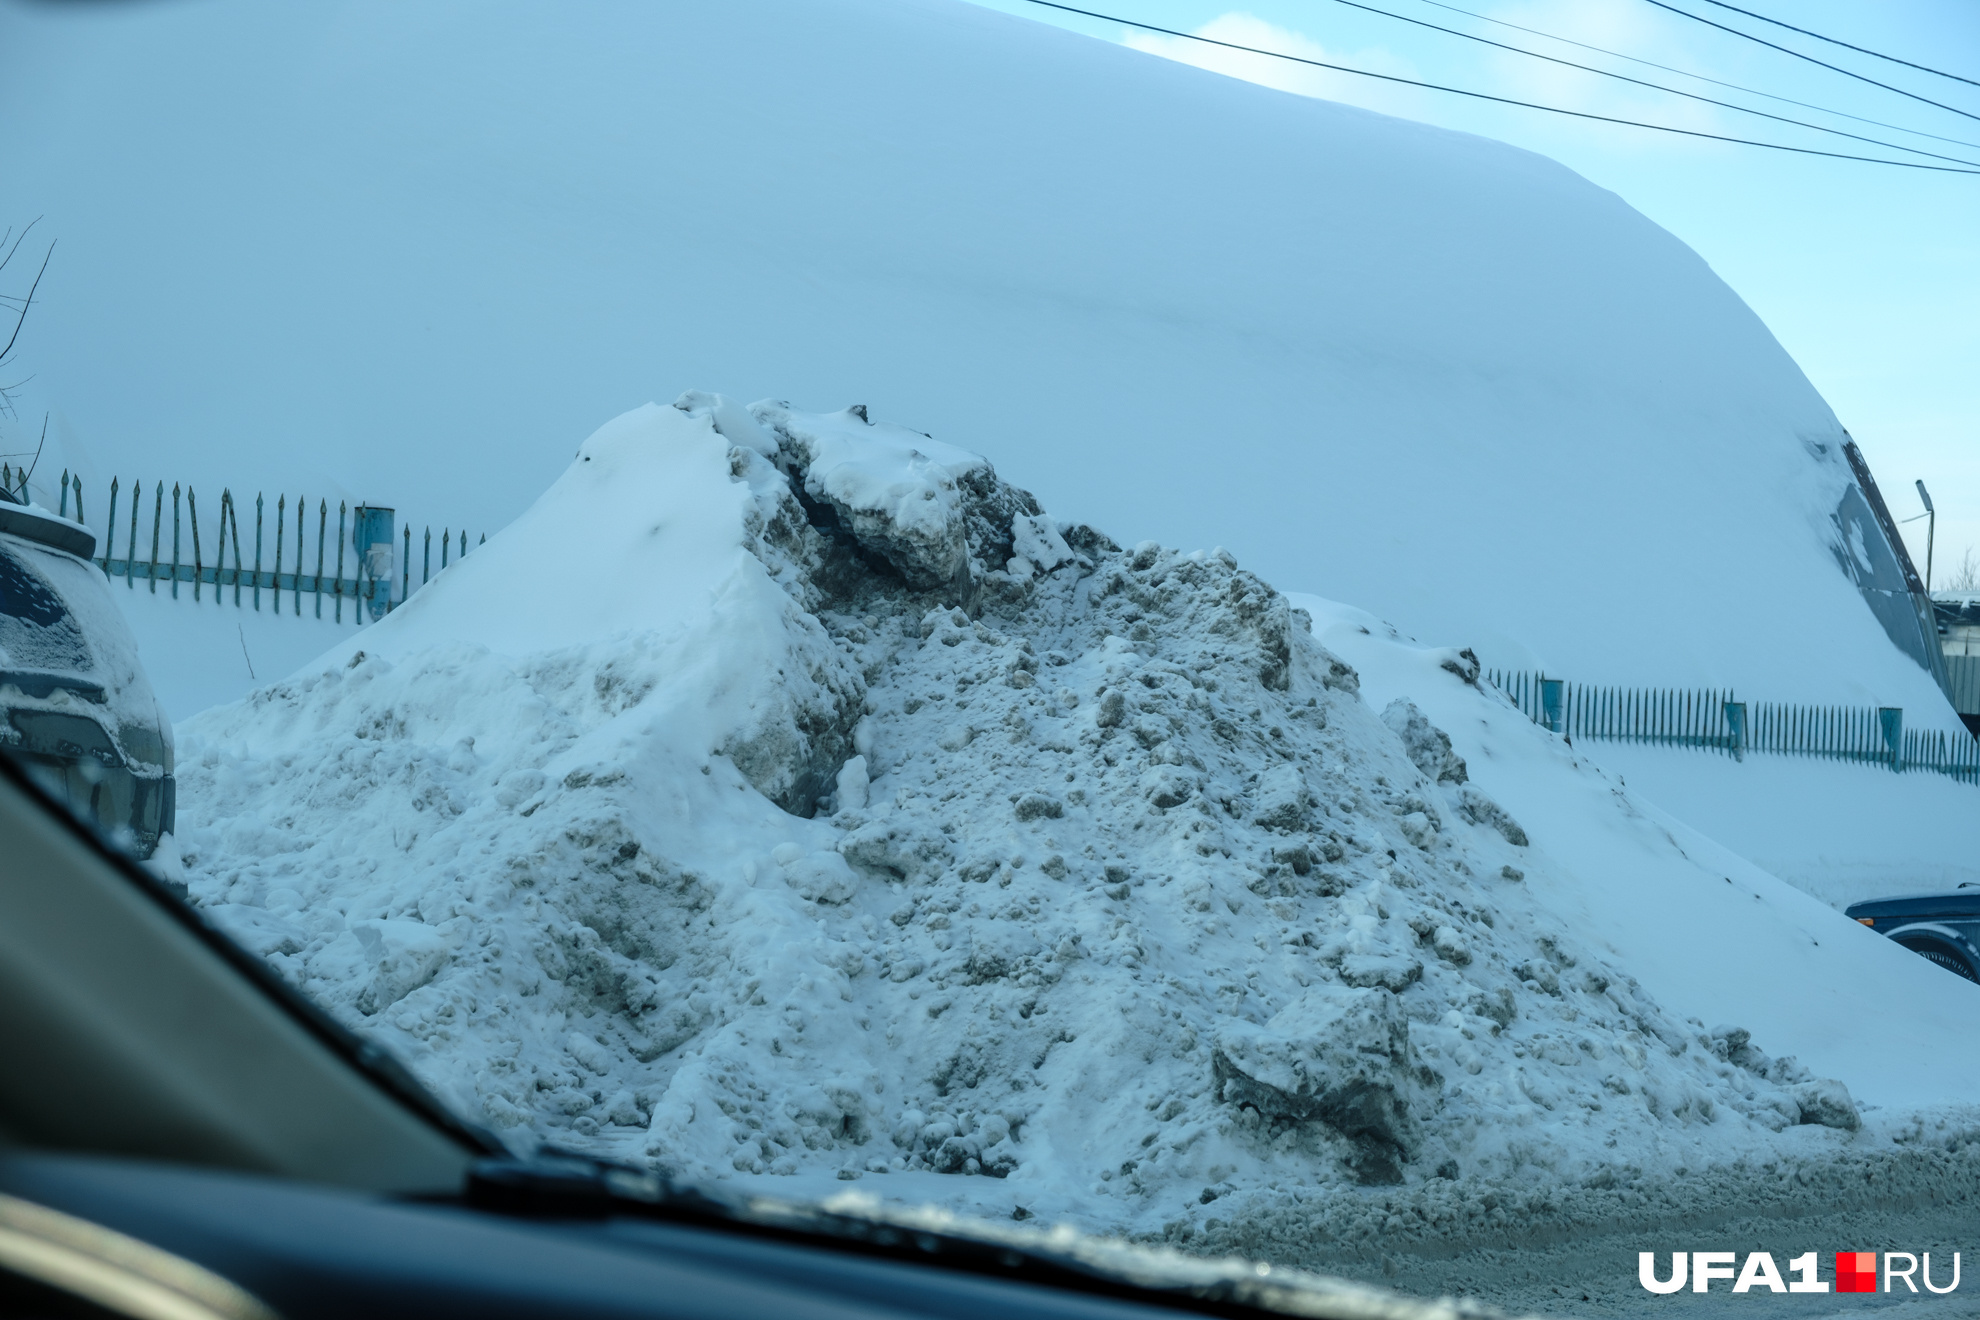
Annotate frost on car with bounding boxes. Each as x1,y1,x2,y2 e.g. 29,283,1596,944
0,489,174,856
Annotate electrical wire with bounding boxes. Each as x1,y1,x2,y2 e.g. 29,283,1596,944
1638,0,1980,125
1314,0,1980,168
1405,0,1980,152
1020,0,1980,173
1693,0,1980,90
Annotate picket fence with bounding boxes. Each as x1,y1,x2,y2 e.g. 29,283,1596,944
1487,669,1980,785
2,463,482,625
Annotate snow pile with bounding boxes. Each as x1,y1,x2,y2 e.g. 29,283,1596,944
174,399,1980,1257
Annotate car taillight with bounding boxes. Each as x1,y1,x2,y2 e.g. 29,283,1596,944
1856,917,1875,926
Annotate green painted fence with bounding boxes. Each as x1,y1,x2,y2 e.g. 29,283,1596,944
1486,669,1979,785
2,464,484,625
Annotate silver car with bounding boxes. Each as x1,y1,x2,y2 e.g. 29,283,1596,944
0,485,174,856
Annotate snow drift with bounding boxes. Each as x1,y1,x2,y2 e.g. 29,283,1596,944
174,400,1980,1261
2,0,1962,727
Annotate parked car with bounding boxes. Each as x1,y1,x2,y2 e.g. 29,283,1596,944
0,485,174,856
1845,890,1980,983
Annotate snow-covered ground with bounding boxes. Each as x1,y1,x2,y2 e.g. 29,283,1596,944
108,583,365,725
168,402,1980,1300
1552,742,1980,909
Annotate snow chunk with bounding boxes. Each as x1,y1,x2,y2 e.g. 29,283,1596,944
1455,785,1528,848
1010,514,1073,574
1251,764,1310,831
1381,700,1467,786
753,402,984,591
352,919,451,1015
1213,985,1417,1184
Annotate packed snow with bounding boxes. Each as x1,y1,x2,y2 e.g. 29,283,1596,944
170,400,1980,1271
1533,744,1980,908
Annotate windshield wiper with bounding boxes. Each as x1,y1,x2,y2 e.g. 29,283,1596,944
460,1151,1501,1320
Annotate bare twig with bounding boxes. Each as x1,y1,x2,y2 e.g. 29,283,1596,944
0,221,54,422
0,220,36,276
1945,548,1980,594
19,414,48,492
0,238,54,365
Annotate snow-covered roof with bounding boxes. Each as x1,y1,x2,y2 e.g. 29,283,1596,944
0,0,1958,729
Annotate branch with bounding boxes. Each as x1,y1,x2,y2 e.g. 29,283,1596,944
0,237,55,366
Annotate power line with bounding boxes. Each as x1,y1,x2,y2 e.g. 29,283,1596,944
1639,0,1980,125
1406,0,1980,152
1694,0,1980,90
1019,0,1980,173
1314,0,1980,168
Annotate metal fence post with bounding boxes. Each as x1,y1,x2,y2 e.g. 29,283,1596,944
103,478,120,579
334,502,347,625
1723,702,1746,762
253,494,264,612
229,494,246,608
1539,678,1565,736
273,495,286,614
1879,707,1903,771
353,505,395,623
187,489,203,603
168,484,182,600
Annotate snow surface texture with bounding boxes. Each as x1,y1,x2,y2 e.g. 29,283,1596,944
174,402,1980,1268
4,0,1962,726
1547,743,1980,907
108,584,364,726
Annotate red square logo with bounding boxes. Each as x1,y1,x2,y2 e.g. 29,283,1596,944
1837,1251,1877,1293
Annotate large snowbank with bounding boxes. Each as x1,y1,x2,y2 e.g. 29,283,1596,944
174,401,1980,1264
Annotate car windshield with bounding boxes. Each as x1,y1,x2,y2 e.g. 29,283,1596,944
4,2,1978,1314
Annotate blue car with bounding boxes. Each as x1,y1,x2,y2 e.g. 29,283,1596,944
1845,891,1980,983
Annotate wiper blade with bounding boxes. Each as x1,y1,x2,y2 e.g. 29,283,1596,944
462,1153,1514,1319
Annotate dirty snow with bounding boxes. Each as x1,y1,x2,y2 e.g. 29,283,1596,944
173,400,1980,1271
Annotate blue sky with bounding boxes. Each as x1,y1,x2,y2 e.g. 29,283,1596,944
968,0,1980,585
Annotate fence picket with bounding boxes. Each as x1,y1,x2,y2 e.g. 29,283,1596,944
274,495,287,614
314,500,326,619
1486,671,1974,787
333,503,345,623
187,488,203,604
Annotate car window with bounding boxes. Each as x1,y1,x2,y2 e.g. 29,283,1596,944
5,3,1979,1315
